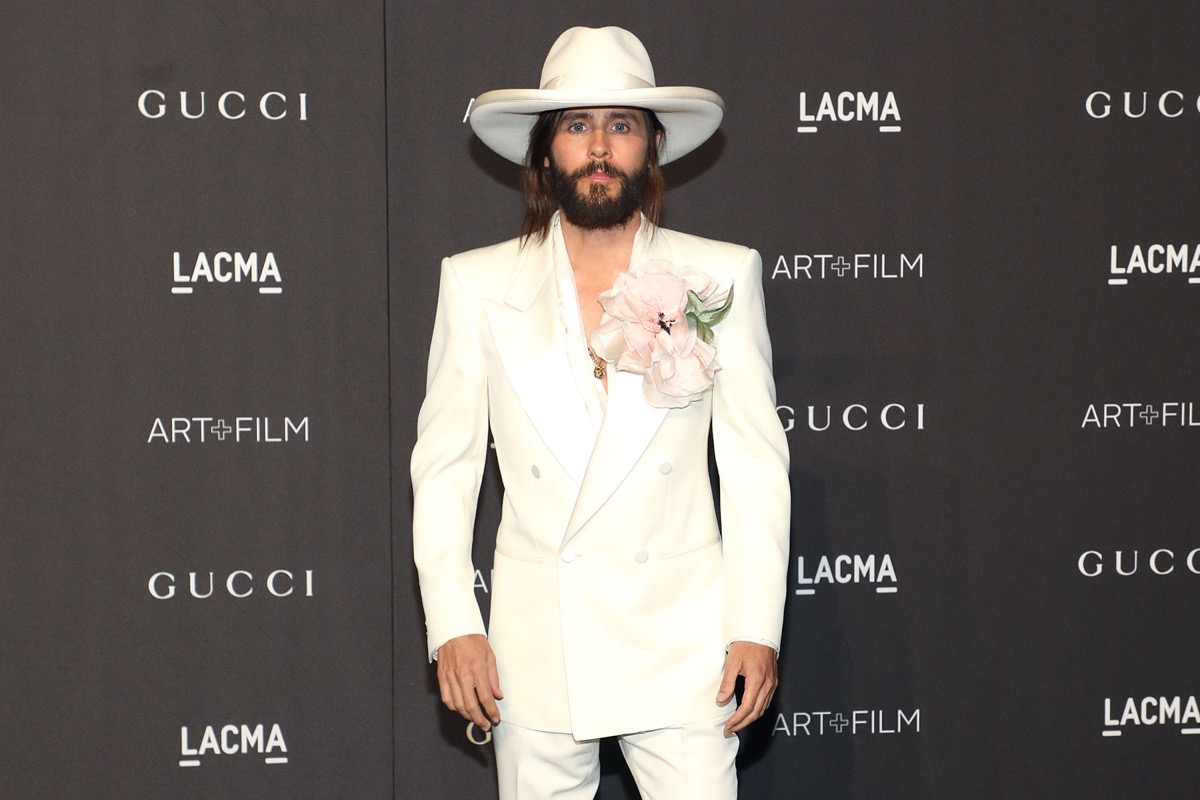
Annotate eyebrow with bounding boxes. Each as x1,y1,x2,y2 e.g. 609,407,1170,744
561,109,639,124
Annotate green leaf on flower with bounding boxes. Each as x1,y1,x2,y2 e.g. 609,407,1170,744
684,286,734,345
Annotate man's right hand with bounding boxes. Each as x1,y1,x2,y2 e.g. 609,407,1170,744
436,633,503,730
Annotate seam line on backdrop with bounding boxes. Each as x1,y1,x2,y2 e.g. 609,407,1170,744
382,1,396,797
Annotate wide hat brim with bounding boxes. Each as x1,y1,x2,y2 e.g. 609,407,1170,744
470,86,725,165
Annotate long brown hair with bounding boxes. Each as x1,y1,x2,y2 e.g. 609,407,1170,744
519,108,666,246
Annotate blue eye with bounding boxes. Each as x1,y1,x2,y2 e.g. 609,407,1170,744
612,122,629,132
568,122,586,132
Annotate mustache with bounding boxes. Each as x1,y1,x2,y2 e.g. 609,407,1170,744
567,160,632,181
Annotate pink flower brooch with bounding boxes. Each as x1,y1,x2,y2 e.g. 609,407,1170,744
588,260,734,408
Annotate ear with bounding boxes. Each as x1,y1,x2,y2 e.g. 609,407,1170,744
543,156,550,168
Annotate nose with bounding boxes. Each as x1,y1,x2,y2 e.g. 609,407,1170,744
588,129,611,160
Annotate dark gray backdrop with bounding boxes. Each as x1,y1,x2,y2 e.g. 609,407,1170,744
3,1,1197,798
2,2,390,798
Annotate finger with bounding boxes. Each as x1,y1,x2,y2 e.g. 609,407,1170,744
724,680,760,733
755,685,775,722
484,656,504,722
478,672,501,725
445,672,468,718
740,672,764,707
487,652,503,696
724,701,753,735
726,675,764,734
762,674,778,709
437,666,455,709
747,683,772,726
460,681,493,729
745,673,778,729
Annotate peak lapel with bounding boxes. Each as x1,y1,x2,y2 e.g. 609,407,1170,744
482,242,595,486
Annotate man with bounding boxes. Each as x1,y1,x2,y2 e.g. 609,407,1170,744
412,26,790,799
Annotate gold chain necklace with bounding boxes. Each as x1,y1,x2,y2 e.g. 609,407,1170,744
587,346,606,380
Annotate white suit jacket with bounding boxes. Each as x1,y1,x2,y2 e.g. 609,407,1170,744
412,216,790,740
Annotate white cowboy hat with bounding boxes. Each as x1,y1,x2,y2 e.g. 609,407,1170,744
469,26,725,165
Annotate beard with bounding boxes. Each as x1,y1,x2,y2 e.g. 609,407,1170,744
547,158,649,230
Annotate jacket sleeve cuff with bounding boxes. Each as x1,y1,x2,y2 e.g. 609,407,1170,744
726,637,780,656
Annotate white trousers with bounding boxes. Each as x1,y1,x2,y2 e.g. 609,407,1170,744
492,711,738,800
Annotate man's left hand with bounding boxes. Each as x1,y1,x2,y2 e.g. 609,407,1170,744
716,641,778,736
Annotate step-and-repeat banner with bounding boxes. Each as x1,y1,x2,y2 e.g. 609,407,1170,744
2,3,390,798
4,2,1198,798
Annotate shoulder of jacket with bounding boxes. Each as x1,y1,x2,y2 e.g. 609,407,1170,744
441,236,531,292
655,226,753,262
653,227,755,285
446,236,525,268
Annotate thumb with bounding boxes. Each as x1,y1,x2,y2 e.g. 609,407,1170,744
715,658,739,704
